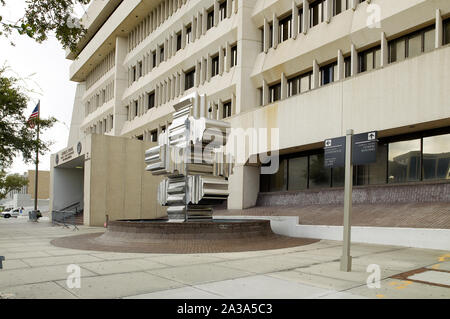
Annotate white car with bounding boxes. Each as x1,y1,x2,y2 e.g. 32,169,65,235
1,208,22,219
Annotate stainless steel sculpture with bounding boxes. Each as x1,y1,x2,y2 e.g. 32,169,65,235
145,96,233,222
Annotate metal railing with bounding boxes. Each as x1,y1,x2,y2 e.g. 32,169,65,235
52,206,82,230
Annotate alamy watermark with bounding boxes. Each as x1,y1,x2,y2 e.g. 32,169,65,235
366,264,381,289
66,264,81,289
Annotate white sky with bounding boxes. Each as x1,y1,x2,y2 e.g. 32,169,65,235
1,0,87,175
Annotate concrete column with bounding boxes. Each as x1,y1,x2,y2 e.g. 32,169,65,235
303,0,309,34
165,80,169,103
263,18,270,53
231,93,236,115
156,47,161,67
325,0,332,23
218,99,224,119
168,0,173,16
337,49,344,80
262,79,269,105
292,1,298,39
181,25,186,49
351,0,357,10
165,38,169,60
171,75,176,99
207,54,212,82
225,41,231,72
312,59,320,89
195,61,200,87
381,32,388,68
234,0,238,13
192,16,197,42
202,8,208,35
436,9,443,49
201,57,206,84
197,11,202,39
180,72,185,95
226,0,232,18
165,0,169,20
112,36,129,135
214,0,219,27
280,72,287,100
212,102,217,119
350,44,358,76
219,45,224,75
272,13,279,49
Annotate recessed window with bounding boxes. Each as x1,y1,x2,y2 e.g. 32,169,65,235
138,61,143,78
223,101,232,118
186,25,192,45
231,45,238,67
310,0,325,28
133,100,138,117
159,46,164,62
444,18,450,45
320,62,337,86
388,139,421,184
219,1,227,21
389,25,436,63
185,69,195,90
176,32,182,51
279,15,292,43
358,46,381,73
150,130,158,142
207,8,214,30
344,56,351,78
132,66,137,82
211,55,219,77
298,8,303,34
152,51,156,68
269,82,281,103
147,91,155,110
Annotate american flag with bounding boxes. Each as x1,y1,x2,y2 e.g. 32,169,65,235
28,101,40,128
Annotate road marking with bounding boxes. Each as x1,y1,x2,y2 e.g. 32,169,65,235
438,254,450,262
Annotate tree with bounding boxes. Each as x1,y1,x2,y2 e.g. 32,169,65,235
0,66,56,169
0,171,28,200
0,0,90,54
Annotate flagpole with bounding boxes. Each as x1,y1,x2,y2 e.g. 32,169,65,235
34,102,40,213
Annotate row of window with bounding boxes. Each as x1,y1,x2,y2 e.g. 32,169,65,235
85,81,115,117
128,0,233,87
260,129,450,193
260,19,450,105
262,0,366,51
85,50,115,90
84,114,114,136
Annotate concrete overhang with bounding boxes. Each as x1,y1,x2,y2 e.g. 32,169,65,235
69,0,162,83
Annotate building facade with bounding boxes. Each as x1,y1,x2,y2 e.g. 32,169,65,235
62,0,450,217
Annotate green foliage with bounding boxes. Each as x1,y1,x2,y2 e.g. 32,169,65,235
0,171,29,199
0,0,91,54
0,67,56,169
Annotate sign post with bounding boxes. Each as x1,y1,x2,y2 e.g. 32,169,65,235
340,129,354,272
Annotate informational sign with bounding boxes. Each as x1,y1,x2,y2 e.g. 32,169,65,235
351,131,378,166
324,136,346,168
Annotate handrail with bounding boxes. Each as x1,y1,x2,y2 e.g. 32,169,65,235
52,209,82,231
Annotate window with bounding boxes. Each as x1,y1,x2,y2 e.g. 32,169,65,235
287,76,299,97
160,46,164,63
207,8,214,30
354,144,388,186
298,8,303,34
185,69,195,90
211,55,219,77
333,0,348,16
309,153,331,189
110,115,114,130
344,56,351,78
126,106,129,121
269,82,281,103
147,91,155,110
138,61,143,78
223,101,232,118
389,25,436,63
150,130,158,142
102,89,106,104
96,94,100,108
279,15,292,43
287,72,312,96
132,66,137,82
152,51,156,68
320,62,337,86
269,159,287,192
186,25,192,45
231,45,238,67
133,100,138,117
444,18,450,45
388,139,421,184
219,1,227,21
136,135,144,141
288,157,308,190
358,46,381,73
300,72,312,93
422,134,450,181
176,33,182,51
310,0,325,28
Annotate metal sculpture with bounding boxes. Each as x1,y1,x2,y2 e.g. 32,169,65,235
145,96,233,222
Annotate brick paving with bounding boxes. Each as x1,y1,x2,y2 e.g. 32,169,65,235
215,202,450,229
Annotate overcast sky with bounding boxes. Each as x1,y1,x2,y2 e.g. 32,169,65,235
1,0,87,175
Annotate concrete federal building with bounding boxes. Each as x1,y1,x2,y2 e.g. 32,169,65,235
50,0,450,243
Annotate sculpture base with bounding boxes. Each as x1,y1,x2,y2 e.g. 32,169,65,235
51,219,319,254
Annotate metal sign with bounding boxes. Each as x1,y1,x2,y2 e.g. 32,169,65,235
352,131,378,166
324,136,346,168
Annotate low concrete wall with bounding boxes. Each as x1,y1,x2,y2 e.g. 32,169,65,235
215,215,450,251
257,182,450,207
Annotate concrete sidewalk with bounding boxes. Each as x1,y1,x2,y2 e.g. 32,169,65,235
0,218,449,299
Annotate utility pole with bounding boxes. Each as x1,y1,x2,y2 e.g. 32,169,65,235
340,129,353,272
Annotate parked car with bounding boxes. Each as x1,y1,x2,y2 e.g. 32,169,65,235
1,208,20,218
